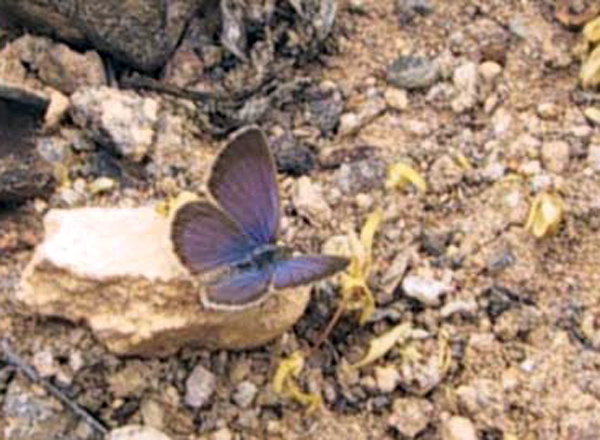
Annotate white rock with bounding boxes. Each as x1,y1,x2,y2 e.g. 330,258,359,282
402,275,450,306
232,381,258,408
293,176,332,224
108,425,172,440
388,397,434,438
478,61,502,82
374,366,401,393
588,144,600,172
442,416,477,440
451,62,478,113
18,207,310,356
71,87,159,162
32,350,57,378
185,365,216,408
211,428,233,440
384,88,409,111
541,140,570,174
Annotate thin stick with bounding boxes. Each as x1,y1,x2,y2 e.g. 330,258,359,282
1,339,109,437
306,301,347,357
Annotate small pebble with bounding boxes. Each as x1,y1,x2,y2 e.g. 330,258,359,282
388,397,434,438
140,397,165,430
293,176,332,224
402,275,451,306
442,416,477,440
536,102,559,120
584,107,600,125
387,56,439,90
440,300,478,318
587,144,600,171
108,425,172,440
541,140,570,174
348,0,367,13
232,381,258,409
89,177,117,195
384,88,409,110
211,428,233,440
478,61,502,82
58,187,84,206
355,192,374,210
374,366,401,393
32,350,57,378
451,62,478,113
185,364,216,408
396,0,434,24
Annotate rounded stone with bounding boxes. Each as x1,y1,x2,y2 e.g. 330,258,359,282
18,207,311,356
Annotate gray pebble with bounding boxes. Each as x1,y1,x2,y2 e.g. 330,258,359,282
403,275,451,306
388,397,434,438
232,381,258,409
442,416,477,440
185,364,217,409
588,144,600,172
541,140,570,174
387,56,439,90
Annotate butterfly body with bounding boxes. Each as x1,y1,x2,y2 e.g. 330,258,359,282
236,244,293,271
171,126,349,310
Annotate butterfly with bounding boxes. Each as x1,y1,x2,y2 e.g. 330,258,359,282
171,126,350,310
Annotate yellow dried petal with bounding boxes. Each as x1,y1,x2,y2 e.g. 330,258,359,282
156,191,199,218
525,193,564,238
454,153,472,171
386,162,427,193
273,351,322,412
352,323,412,369
341,209,383,324
341,275,376,325
584,16,600,44
581,45,600,89
360,208,383,260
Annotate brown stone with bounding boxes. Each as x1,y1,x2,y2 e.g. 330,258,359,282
18,206,310,356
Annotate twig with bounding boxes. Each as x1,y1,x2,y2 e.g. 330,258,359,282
1,339,109,437
306,301,347,358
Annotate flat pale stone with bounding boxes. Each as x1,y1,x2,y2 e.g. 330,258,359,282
18,206,310,356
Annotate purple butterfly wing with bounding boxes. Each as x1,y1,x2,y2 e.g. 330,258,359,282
272,255,350,289
209,126,280,245
204,268,272,307
171,201,255,273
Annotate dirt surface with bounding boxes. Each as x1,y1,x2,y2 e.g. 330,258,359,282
2,0,600,439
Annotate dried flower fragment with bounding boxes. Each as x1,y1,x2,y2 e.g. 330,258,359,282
353,323,412,368
386,162,427,193
156,191,198,218
341,209,383,324
525,192,564,238
273,351,322,412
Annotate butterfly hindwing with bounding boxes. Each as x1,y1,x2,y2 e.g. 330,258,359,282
204,267,272,307
171,201,255,274
208,127,280,246
272,255,350,290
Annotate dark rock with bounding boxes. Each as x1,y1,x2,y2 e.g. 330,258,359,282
387,56,439,90
10,35,106,95
335,158,386,194
0,98,54,204
305,84,344,135
3,375,74,440
396,0,434,25
270,131,316,176
0,0,198,72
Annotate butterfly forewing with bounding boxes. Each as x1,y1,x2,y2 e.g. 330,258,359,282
171,201,255,274
272,255,350,290
204,268,272,307
208,127,280,246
